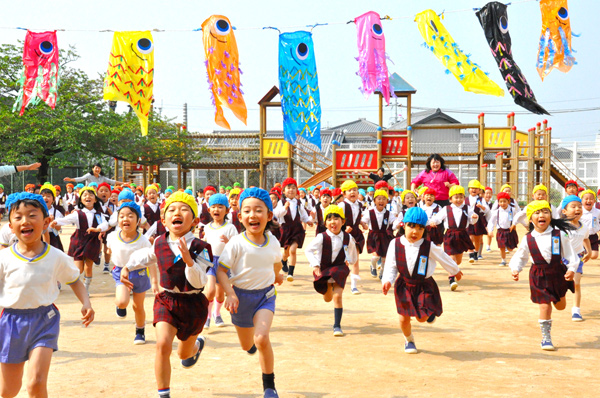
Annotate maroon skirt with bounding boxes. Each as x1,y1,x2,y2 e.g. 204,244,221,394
271,226,282,241
467,216,487,236
280,221,306,249
590,233,599,251
313,265,350,295
49,232,64,252
68,230,101,262
443,229,475,255
153,290,209,341
394,276,443,318
366,230,394,257
496,228,519,250
426,224,445,246
349,227,365,254
529,263,574,304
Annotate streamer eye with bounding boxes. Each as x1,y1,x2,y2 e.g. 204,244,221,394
429,20,439,34
215,19,231,35
372,23,383,36
295,42,309,60
498,16,509,34
557,7,568,20
136,38,154,54
39,41,53,55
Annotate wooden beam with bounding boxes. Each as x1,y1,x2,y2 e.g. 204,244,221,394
411,123,480,130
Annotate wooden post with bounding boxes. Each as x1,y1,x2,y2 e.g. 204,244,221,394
545,126,552,189
406,94,412,126
377,127,383,169
122,161,127,183
480,164,488,188
495,152,504,194
478,113,485,180
378,93,383,129
114,158,119,181
287,144,293,178
527,128,536,196
510,126,519,200
259,105,265,188
406,126,412,189
331,143,338,188
142,166,147,187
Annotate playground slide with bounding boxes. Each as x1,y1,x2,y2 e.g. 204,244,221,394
299,165,332,188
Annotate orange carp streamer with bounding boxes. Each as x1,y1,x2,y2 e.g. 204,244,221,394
536,0,576,81
201,15,247,130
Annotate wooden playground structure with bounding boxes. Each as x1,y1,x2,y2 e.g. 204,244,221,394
112,76,582,195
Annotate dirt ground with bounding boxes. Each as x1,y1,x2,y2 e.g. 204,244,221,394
13,224,600,397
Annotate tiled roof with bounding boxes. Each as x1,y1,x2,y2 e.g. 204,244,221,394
328,118,380,134
388,108,462,130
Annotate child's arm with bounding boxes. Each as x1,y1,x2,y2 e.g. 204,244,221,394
508,239,530,281
486,212,497,236
381,240,399,294
304,234,324,271
148,263,160,294
50,211,78,229
274,261,284,285
430,244,462,281
178,237,210,289
299,204,313,227
273,201,287,220
217,265,238,313
392,212,404,230
512,208,528,227
561,237,579,279
582,238,592,262
346,236,358,266
68,279,95,327
429,209,445,227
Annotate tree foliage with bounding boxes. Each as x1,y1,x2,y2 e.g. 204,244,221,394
0,43,202,183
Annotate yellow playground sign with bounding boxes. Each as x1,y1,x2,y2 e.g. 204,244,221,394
483,128,538,157
263,139,290,159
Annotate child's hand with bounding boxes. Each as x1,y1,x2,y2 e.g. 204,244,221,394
81,305,95,327
361,222,369,230
509,225,516,232
119,267,134,290
178,236,193,267
382,281,391,295
220,235,229,244
307,221,314,227
49,220,58,230
86,227,100,234
454,271,463,281
224,294,239,314
284,201,290,210
151,282,161,295
275,272,285,285
429,221,437,228
512,271,519,281
345,226,352,233
476,204,486,210
565,270,575,281
582,252,591,263
488,233,493,238
313,266,321,277
98,232,105,241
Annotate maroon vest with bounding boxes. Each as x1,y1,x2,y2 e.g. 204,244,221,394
343,201,363,230
320,232,350,270
446,206,468,230
230,210,241,233
369,209,392,233
395,238,432,281
143,203,161,226
526,229,562,268
154,233,213,292
200,203,212,225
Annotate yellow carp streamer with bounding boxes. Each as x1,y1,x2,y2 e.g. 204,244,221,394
103,31,154,136
415,9,504,97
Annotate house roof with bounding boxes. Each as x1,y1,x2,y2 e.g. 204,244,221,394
388,108,462,130
328,118,380,135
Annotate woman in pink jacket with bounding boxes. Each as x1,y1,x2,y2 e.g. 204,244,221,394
411,154,458,207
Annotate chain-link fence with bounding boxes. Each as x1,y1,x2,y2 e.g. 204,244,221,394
0,166,87,194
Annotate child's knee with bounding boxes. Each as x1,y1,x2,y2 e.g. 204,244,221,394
155,338,173,355
254,333,270,350
1,382,21,398
26,376,46,396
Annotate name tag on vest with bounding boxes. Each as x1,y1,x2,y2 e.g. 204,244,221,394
343,244,349,260
95,214,103,225
551,237,560,255
417,256,428,276
202,249,210,261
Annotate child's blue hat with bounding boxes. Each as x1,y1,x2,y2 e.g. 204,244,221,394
239,187,273,211
184,189,193,195
118,201,141,218
561,195,582,209
358,188,366,196
208,193,230,208
403,207,428,226
6,192,48,215
165,188,173,194
89,182,98,188
118,189,135,202
75,183,84,189
367,187,375,192
298,187,307,193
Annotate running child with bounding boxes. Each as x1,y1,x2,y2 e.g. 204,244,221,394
340,180,365,294
429,186,478,291
273,178,312,281
419,188,444,246
203,193,238,329
580,189,600,261
465,180,489,263
382,207,461,354
312,188,332,235
513,185,561,227
107,202,156,344
361,189,395,279
64,183,77,214
392,189,418,237
269,188,282,241
217,188,284,398
560,195,591,322
509,200,578,350
491,184,521,213
486,192,519,266
97,182,114,273
144,184,162,230
227,188,242,233
0,192,94,398
125,192,213,398
40,183,65,252
305,204,358,336
483,186,494,252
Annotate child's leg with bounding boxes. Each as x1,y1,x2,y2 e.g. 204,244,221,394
115,284,131,309
103,243,111,268
83,258,94,291
592,251,599,260
499,246,506,261
399,315,413,340
486,234,493,249
332,284,344,330
214,284,225,317
323,283,334,303
74,260,84,274
287,242,298,278
234,325,255,352
155,322,178,390
573,273,582,309
0,362,24,398
25,346,53,398
282,247,290,262
350,258,360,292
253,309,275,375
132,292,146,329
203,276,217,321
553,296,567,311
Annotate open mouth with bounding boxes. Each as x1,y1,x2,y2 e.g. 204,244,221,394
21,228,34,236
172,219,183,226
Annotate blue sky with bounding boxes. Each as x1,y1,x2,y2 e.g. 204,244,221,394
2,0,598,141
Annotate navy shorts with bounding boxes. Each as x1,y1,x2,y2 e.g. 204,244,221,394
0,305,60,363
207,255,220,278
576,253,584,274
231,285,276,328
112,266,151,294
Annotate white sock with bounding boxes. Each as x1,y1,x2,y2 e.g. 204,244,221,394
350,273,360,288
370,257,378,268
572,306,581,314
404,333,415,343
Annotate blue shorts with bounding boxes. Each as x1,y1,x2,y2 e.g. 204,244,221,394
577,253,584,274
207,255,220,278
112,266,151,294
0,305,60,363
231,285,276,328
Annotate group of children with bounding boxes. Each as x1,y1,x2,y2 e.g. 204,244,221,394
1,173,598,398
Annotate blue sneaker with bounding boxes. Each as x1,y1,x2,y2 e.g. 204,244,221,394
264,388,279,398
426,314,436,324
181,336,205,368
351,287,361,295
133,333,146,345
541,340,555,351
404,341,418,354
333,327,344,337
572,312,583,322
116,307,127,318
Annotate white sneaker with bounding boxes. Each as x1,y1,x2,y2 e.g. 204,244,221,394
499,260,507,267
286,275,294,282
486,246,491,252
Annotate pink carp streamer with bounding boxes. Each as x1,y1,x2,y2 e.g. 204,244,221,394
354,11,393,105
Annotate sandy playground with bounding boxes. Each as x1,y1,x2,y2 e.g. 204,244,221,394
11,224,600,398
